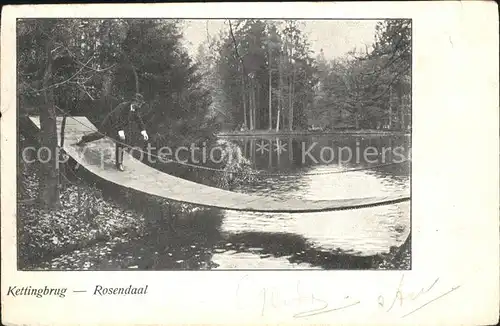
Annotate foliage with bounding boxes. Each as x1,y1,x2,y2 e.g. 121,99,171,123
204,20,317,131
196,19,411,132
310,19,411,130
213,139,257,189
18,18,213,137
18,180,146,268
17,19,214,207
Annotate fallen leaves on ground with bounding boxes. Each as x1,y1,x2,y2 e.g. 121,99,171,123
18,183,146,269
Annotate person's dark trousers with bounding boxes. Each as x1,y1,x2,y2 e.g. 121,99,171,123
115,141,125,167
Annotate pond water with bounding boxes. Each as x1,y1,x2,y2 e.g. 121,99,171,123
40,134,411,271
211,135,411,269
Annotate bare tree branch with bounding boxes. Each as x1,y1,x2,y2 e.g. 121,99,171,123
75,60,117,73
227,19,246,75
68,81,95,100
121,50,139,94
29,55,95,93
76,84,95,100
35,20,117,74
367,68,407,102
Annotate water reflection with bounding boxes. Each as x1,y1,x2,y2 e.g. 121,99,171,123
64,134,411,270
236,135,410,176
221,135,411,261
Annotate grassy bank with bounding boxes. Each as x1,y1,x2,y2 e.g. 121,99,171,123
17,163,147,269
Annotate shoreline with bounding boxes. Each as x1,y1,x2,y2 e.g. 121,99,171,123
217,130,411,137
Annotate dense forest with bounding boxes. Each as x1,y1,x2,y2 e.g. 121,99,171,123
17,18,411,209
197,19,411,131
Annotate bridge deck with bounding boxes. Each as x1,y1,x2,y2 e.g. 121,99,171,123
29,116,410,213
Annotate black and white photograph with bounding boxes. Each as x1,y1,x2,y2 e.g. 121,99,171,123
16,18,411,271
2,3,499,326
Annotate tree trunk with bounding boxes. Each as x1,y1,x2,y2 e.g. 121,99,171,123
132,64,139,94
388,86,393,129
396,82,404,130
249,80,254,130
99,20,114,112
276,108,280,131
288,74,292,131
289,65,295,130
242,75,247,129
248,87,252,130
250,139,255,165
38,40,60,209
228,20,249,131
268,138,273,168
268,49,272,130
100,70,113,108
278,51,284,131
276,138,281,166
256,81,260,130
122,50,139,95
59,115,67,187
252,86,257,130
400,93,405,130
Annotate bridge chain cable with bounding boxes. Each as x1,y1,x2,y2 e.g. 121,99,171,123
52,107,410,177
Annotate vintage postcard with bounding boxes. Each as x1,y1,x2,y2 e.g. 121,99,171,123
1,2,498,325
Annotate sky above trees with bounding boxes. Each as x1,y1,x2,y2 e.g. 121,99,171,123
181,20,381,60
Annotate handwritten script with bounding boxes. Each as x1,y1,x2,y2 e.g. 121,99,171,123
377,274,461,318
235,275,359,318
235,274,461,319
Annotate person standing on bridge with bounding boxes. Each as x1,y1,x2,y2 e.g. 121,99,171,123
75,93,149,171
